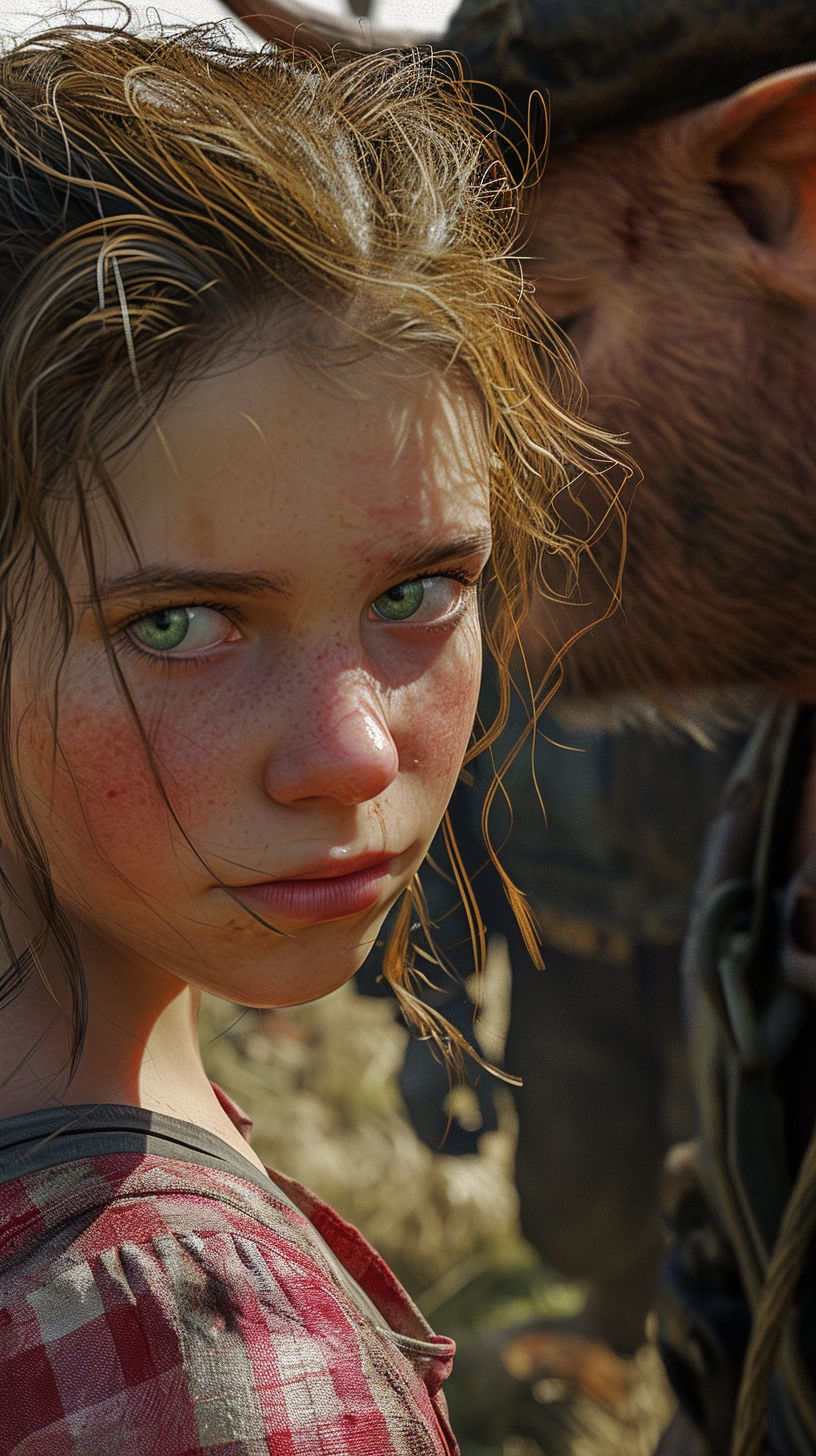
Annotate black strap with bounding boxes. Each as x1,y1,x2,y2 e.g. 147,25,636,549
0,1101,281,1198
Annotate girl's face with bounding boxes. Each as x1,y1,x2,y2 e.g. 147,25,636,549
12,345,491,1008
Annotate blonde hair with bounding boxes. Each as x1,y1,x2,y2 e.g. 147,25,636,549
0,16,622,1072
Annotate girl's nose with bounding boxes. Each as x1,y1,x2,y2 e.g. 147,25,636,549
263,674,399,807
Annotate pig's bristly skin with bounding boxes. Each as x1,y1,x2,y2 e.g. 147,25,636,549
525,69,816,707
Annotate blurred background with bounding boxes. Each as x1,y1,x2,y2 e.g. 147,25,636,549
199,977,676,1456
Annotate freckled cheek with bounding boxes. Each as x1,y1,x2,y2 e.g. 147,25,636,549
15,702,161,874
14,695,233,881
394,635,481,789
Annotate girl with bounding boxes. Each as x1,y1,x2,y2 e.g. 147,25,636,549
0,20,615,1454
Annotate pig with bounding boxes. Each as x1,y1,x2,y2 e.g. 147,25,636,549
522,67,816,709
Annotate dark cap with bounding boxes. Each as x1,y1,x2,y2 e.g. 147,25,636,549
443,0,816,147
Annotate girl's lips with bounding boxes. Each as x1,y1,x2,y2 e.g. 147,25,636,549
230,856,396,924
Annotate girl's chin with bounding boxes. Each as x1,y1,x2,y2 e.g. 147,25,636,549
200,930,384,1009
217,970,357,1011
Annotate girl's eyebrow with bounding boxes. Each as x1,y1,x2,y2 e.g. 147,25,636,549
90,567,293,603
383,530,493,578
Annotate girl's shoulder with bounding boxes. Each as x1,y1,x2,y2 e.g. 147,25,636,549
0,1132,457,1456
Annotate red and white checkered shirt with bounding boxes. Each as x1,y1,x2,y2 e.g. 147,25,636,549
0,1093,458,1456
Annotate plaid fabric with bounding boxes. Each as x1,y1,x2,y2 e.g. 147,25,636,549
0,1128,457,1454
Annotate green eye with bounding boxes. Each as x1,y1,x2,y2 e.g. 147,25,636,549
370,577,466,626
371,579,426,621
126,605,237,657
130,607,190,651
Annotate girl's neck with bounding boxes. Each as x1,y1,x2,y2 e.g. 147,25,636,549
0,909,268,1176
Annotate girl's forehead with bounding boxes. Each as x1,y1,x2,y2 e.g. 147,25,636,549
100,348,491,576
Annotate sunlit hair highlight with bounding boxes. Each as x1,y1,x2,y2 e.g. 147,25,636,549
0,15,625,1077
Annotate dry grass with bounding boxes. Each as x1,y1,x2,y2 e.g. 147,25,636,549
199,982,519,1292
565,1343,676,1456
199,981,675,1455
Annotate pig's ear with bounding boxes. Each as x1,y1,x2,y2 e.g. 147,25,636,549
683,63,816,300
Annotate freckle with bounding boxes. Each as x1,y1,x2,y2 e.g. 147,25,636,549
107,789,118,799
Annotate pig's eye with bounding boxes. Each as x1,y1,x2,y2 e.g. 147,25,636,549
126,606,238,657
370,576,463,624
